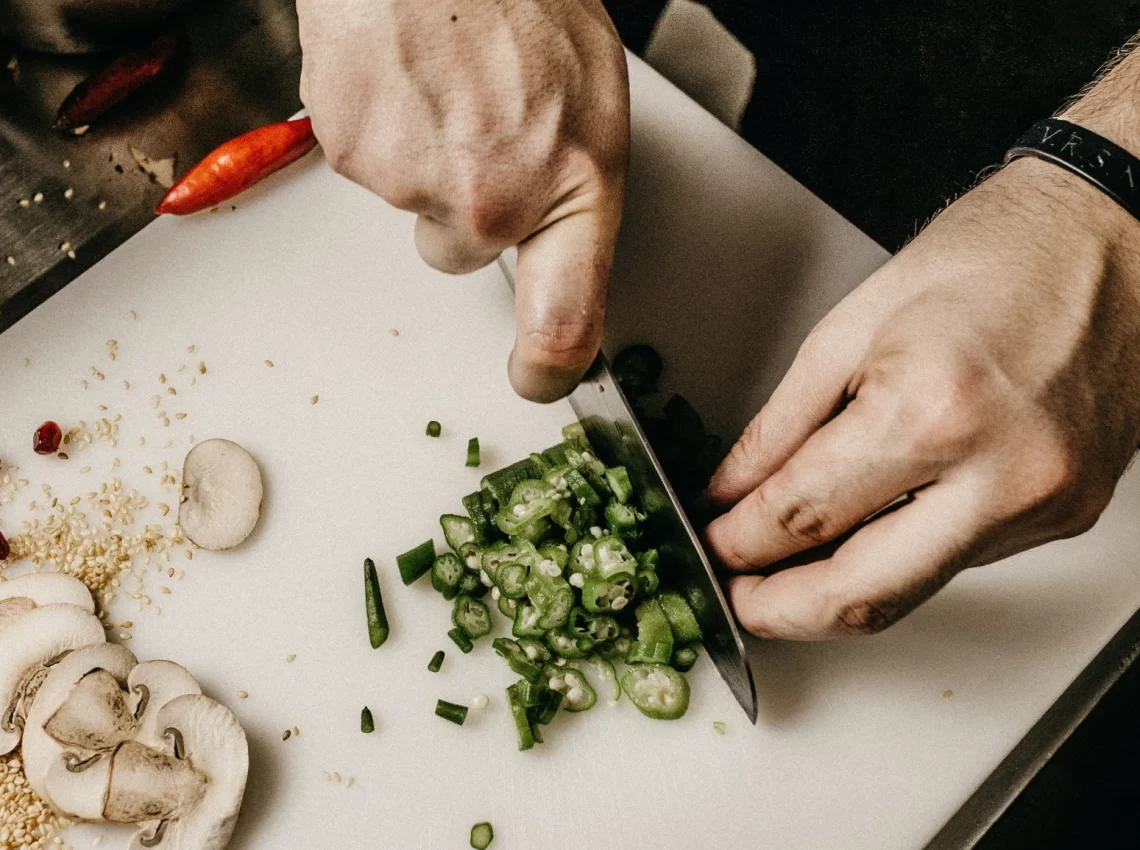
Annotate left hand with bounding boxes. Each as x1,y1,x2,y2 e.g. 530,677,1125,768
704,156,1140,640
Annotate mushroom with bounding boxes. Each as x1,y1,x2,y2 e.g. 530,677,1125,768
119,695,248,850
0,602,106,754
126,661,202,746
179,439,263,551
0,572,96,616
20,642,137,818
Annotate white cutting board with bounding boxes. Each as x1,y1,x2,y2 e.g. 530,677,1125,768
3,56,1139,850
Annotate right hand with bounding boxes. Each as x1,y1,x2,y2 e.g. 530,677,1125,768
297,0,630,402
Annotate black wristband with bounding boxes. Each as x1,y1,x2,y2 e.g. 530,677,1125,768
1005,118,1140,221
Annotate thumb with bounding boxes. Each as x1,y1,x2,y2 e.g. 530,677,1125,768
509,192,623,403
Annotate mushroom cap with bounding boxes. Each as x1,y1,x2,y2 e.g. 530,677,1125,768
128,694,248,850
43,747,114,821
179,439,263,551
0,603,107,754
0,572,95,615
127,661,202,748
21,642,137,814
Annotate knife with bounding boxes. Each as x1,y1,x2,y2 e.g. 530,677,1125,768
497,253,757,723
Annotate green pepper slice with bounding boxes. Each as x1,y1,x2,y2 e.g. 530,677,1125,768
581,573,635,614
440,514,479,554
542,666,597,712
431,553,465,600
621,663,690,720
452,595,492,639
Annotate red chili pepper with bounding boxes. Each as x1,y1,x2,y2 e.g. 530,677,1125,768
56,28,183,132
155,118,318,215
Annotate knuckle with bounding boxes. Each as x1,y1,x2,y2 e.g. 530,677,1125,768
892,362,987,459
833,594,907,636
764,486,835,547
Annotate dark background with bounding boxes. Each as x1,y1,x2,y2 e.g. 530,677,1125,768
602,1,1140,846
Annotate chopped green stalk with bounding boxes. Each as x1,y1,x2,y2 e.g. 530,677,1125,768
426,420,442,438
448,627,474,653
581,574,635,614
496,479,557,536
431,553,465,600
497,594,518,618
506,683,536,751
470,822,494,849
637,548,660,572
452,595,492,638
585,657,622,702
634,569,660,597
564,444,610,493
481,458,542,506
713,721,727,735
492,637,543,683
621,664,690,720
563,468,600,507
567,608,620,644
361,706,375,734
597,630,633,661
630,598,673,660
542,667,597,712
541,441,574,467
525,568,574,630
461,492,496,545
592,536,637,579
659,592,704,642
533,687,563,725
435,699,469,726
363,558,389,649
440,515,479,554
466,437,481,468
538,543,569,569
396,540,435,586
604,500,643,540
428,650,446,673
529,452,553,474
561,422,593,450
672,645,700,673
604,466,634,504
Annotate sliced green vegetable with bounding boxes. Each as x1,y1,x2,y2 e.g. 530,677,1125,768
428,650,445,673
498,594,518,618
470,822,494,849
659,591,704,643
452,595,492,639
396,539,435,586
436,699,469,726
672,645,699,673
363,558,389,649
458,571,481,597
563,468,600,507
561,421,592,450
361,706,375,733
542,666,597,712
581,573,635,614
592,536,637,579
604,500,643,540
448,627,474,653
585,657,621,702
506,682,536,751
517,637,552,664
466,437,481,468
604,466,634,504
627,598,673,663
713,721,727,735
461,491,496,545
634,568,660,597
431,553,465,600
426,420,442,437
480,458,541,506
567,607,620,643
621,663,690,720
512,602,545,638
492,637,543,683
546,628,593,659
494,561,529,599
440,514,479,554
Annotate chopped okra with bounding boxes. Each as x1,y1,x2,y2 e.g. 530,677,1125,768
426,420,442,437
470,822,494,849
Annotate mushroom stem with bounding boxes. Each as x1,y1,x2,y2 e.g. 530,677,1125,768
105,740,205,825
45,668,138,750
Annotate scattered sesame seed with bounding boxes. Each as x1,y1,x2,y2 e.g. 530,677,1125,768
943,690,953,699
119,632,132,641
143,466,152,474
321,771,331,782
310,395,319,404
265,359,274,367
198,362,207,374
175,412,186,419
286,654,297,663
63,159,70,168
345,776,355,788
59,241,71,252
120,621,133,629
79,466,91,474
58,453,69,461
185,550,193,560
66,250,76,260
33,192,43,203
332,773,341,784
282,729,291,741
159,586,171,595
237,690,248,699
99,200,108,210
63,188,74,200
187,344,196,353
159,373,166,384
17,198,29,208
293,726,300,736
6,255,15,265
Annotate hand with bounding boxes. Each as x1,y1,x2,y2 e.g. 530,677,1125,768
705,155,1140,639
297,0,629,402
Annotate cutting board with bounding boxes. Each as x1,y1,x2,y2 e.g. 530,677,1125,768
3,56,1140,850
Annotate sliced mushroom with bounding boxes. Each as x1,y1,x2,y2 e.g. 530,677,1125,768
106,739,203,825
0,572,96,615
126,695,248,850
21,642,137,815
0,603,106,754
127,661,202,747
179,439,263,551
45,668,139,750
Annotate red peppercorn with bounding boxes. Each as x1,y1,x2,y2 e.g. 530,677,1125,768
33,421,62,455
0,531,9,561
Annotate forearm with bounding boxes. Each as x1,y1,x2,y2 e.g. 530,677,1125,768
1062,34,1140,149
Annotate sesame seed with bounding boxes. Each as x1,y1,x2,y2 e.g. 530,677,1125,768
332,773,341,783
58,453,69,461
265,359,274,367
187,344,195,353
198,362,207,374
18,198,29,208
59,241,71,252
123,380,130,390
99,200,108,210
63,159,70,168
286,654,296,663
79,466,91,474
237,690,248,699
310,395,319,404
943,690,954,699
293,726,300,736
389,329,399,336
5,255,14,265
33,192,43,203
63,188,74,200
282,729,291,740
321,771,331,782
119,632,132,641
175,413,186,419
185,550,193,560
345,776,355,788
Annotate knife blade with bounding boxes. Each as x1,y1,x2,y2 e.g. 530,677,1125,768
497,253,757,723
